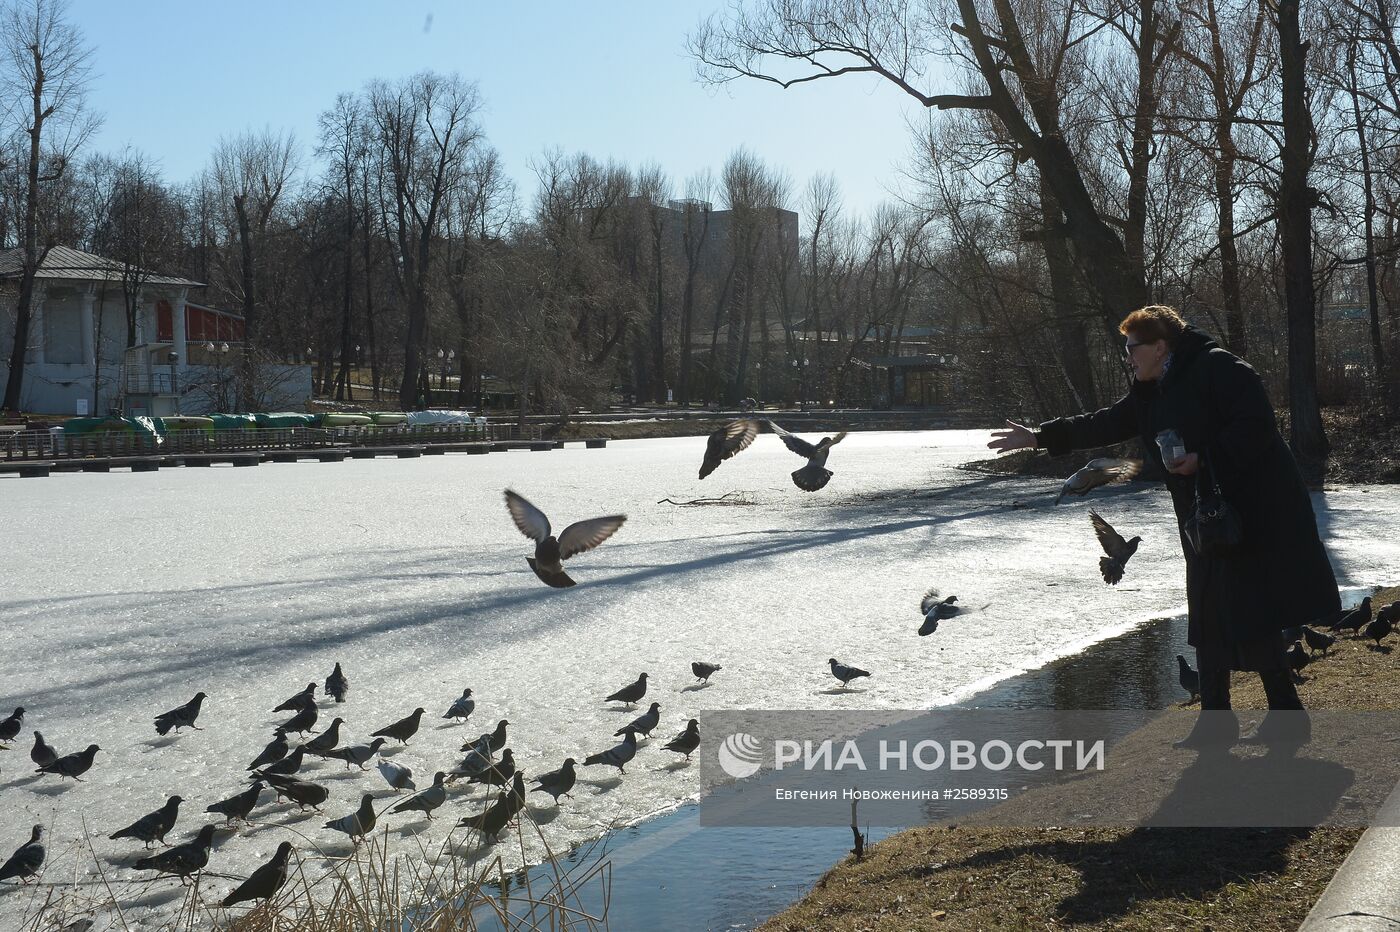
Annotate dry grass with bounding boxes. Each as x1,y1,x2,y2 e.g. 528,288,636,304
761,587,1400,932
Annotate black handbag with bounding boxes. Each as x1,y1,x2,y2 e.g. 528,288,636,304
1184,454,1242,557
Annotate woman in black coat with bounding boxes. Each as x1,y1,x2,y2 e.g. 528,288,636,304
989,306,1339,743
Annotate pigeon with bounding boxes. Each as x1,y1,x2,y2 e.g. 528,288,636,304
1364,616,1394,647
207,783,263,824
248,729,290,771
767,421,847,491
301,717,345,756
606,673,648,709
0,825,43,883
919,590,960,636
1377,600,1400,625
449,739,495,784
443,688,475,722
220,841,293,908
324,737,387,771
467,748,516,787
1332,597,1373,636
617,702,662,738
325,662,349,703
154,692,207,736
36,744,100,780
457,791,514,842
662,719,701,761
371,708,425,745
828,658,871,688
1056,457,1143,504
1287,641,1310,683
279,702,319,736
390,772,448,821
506,771,527,811
273,683,317,714
530,759,577,803
1176,655,1200,703
504,489,627,588
462,719,510,756
132,824,216,883
111,795,183,848
691,662,722,684
1281,624,1304,644
253,746,305,780
583,729,639,773
29,731,56,769
378,760,415,792
262,775,329,811
0,708,24,745
699,418,761,479
1302,625,1336,656
1089,510,1142,585
324,793,377,844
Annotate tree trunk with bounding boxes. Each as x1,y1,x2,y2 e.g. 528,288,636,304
1037,178,1097,411
2,44,48,413
234,193,258,412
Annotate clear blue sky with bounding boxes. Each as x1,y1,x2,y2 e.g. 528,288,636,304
68,0,932,225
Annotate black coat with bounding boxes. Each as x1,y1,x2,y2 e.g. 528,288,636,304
1036,325,1339,648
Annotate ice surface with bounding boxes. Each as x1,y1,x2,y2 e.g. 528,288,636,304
0,429,1395,928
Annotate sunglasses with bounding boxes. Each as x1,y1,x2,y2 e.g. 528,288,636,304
1123,341,1152,356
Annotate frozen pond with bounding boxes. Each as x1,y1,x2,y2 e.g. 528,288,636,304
1,429,1395,928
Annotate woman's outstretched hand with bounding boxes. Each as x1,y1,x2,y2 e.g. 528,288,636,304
988,419,1037,454
1166,452,1200,476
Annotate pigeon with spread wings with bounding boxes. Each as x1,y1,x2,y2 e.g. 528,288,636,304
1089,510,1142,585
767,421,848,492
1057,458,1142,504
504,490,626,588
699,418,761,479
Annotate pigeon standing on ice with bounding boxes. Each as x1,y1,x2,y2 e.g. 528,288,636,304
249,729,290,771
828,659,871,688
462,719,510,756
1056,458,1143,504
324,737,386,771
30,732,56,769
254,746,305,780
273,683,317,714
583,729,639,773
371,708,425,745
0,708,24,745
443,689,475,723
220,841,293,908
606,673,648,709
378,760,415,792
691,662,722,684
699,418,761,479
504,489,627,588
0,826,43,883
206,783,263,824
617,702,662,738
324,793,377,844
301,718,344,756
457,791,514,842
530,759,577,803
36,744,100,780
467,748,516,787
662,719,701,761
1176,655,1200,704
1302,626,1336,656
154,692,207,736
133,825,216,883
1089,510,1142,585
390,772,448,821
325,663,349,703
262,775,328,811
110,795,183,848
1332,597,1373,636
279,703,319,736
767,422,847,492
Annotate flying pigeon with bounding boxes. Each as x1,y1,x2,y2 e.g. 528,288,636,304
616,702,661,738
262,775,329,811
466,748,516,787
30,732,56,770
699,418,760,479
207,783,263,824
272,683,317,714
0,825,43,883
828,658,871,688
767,421,847,491
248,729,290,771
371,708,425,745
443,688,475,722
1302,626,1336,656
919,590,961,635
504,489,627,588
1365,616,1394,647
110,795,183,848
325,793,377,844
1176,655,1200,704
220,841,293,908
1332,597,1372,636
606,673,648,709
154,692,206,736
36,744,100,780
583,729,639,773
1089,510,1142,585
1056,458,1142,504
253,746,305,780
133,825,216,883
691,662,722,684
378,760,415,792
301,717,345,756
279,702,319,736
390,772,448,821
662,719,701,761
530,759,577,804
325,662,349,703
324,738,386,771
0,708,24,745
